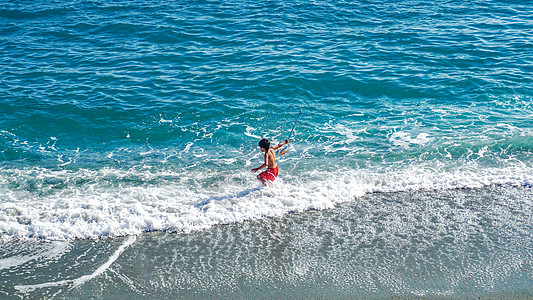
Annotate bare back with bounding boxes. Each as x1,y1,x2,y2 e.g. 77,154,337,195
264,148,277,169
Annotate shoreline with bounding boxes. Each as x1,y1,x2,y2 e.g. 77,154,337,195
1,186,531,299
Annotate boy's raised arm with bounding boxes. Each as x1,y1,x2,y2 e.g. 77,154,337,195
272,139,289,150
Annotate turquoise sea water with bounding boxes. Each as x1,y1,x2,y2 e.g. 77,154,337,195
1,0,532,298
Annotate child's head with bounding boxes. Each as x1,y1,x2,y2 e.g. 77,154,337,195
258,138,270,151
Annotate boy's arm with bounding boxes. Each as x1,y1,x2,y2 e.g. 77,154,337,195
252,154,268,172
272,139,289,150
252,163,266,172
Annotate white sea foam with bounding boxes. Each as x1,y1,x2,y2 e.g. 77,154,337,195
14,236,136,293
389,131,433,148
0,242,69,270
244,125,261,139
0,161,531,241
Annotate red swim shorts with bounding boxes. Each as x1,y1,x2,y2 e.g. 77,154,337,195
258,166,279,182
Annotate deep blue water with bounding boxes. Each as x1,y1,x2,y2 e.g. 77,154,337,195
0,0,532,298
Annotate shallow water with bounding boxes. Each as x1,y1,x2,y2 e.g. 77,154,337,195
2,187,532,299
1,0,532,240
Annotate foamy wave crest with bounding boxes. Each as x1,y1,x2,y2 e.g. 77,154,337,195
0,162,531,241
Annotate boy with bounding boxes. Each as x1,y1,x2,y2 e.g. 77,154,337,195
252,138,289,185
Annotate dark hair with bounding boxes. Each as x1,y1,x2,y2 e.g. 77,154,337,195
258,138,270,150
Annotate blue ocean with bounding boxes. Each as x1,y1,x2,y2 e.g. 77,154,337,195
1,0,532,298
